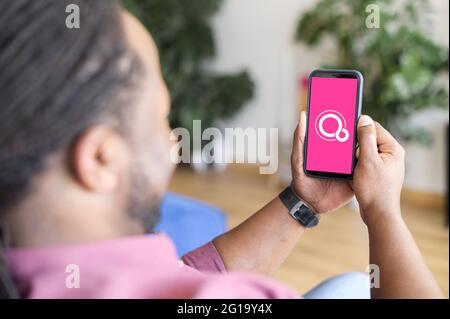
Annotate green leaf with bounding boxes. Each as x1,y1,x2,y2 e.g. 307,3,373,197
123,0,255,135
295,0,449,144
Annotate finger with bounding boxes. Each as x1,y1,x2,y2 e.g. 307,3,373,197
299,111,307,144
357,115,378,160
291,111,307,166
374,122,404,155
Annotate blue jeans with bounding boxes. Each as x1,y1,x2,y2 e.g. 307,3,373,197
304,272,370,299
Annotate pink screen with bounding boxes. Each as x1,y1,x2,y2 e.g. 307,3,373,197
305,77,358,174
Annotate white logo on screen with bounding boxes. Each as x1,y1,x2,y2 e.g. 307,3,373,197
315,110,350,143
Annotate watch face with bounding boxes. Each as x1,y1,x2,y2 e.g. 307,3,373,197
294,204,311,222
294,204,319,228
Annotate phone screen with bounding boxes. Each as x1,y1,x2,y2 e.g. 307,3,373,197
305,73,360,178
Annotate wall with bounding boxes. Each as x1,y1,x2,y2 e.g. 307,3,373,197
209,0,449,194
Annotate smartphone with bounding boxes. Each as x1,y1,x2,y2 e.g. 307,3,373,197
303,69,364,180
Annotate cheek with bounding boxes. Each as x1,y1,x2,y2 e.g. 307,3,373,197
141,122,175,194
153,120,173,160
159,123,176,176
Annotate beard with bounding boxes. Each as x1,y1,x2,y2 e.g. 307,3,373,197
126,163,162,234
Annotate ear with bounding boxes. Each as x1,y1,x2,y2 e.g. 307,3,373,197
70,126,129,192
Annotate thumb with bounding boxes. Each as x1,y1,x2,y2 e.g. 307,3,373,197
357,115,378,160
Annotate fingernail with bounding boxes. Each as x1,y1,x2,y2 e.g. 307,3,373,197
359,115,373,127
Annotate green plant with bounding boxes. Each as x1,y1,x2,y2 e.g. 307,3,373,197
123,0,254,141
295,0,449,144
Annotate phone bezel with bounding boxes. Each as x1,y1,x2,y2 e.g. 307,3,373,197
303,69,364,180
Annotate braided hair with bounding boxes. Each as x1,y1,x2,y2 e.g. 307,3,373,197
0,0,143,298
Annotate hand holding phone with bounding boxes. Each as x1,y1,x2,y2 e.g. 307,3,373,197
290,111,354,214
303,69,364,180
352,116,405,225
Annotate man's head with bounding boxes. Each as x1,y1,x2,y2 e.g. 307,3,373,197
0,0,174,247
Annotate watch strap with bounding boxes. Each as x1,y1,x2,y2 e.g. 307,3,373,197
279,186,302,211
279,186,320,228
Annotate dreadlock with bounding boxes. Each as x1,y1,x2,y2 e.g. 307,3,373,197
0,0,143,298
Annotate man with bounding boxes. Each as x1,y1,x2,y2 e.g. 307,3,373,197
0,0,443,299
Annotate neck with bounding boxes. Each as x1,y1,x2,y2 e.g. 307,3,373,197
2,196,145,249
1,158,146,249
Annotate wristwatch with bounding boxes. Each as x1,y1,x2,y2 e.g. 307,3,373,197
278,186,320,228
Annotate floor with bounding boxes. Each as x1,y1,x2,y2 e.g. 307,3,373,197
169,165,449,297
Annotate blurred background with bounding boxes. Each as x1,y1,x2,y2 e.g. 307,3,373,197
125,0,449,296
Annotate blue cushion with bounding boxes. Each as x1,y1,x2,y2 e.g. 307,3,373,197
155,192,227,256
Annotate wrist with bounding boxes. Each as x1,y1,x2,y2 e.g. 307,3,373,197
274,196,307,228
279,186,320,228
290,182,318,213
363,203,404,231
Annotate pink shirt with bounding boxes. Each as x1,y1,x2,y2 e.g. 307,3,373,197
5,234,299,299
